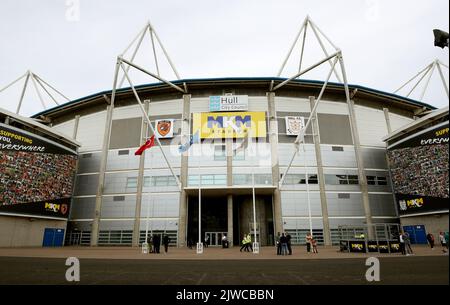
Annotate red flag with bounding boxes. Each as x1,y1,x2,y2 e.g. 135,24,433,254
134,135,155,156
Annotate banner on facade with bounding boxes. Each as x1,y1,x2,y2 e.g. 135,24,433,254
285,116,305,136
209,95,248,112
155,119,175,139
192,111,266,139
0,123,77,219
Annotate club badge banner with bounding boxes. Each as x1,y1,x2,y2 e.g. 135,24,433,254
155,119,174,139
285,116,305,136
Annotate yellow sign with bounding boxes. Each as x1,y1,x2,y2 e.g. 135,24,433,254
192,112,266,139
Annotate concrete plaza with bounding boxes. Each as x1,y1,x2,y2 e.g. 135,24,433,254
0,245,447,285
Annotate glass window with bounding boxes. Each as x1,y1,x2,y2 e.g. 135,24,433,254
212,175,227,185
348,175,359,185
233,174,249,185
324,174,338,185
188,175,227,186
214,145,226,161
255,174,272,185
285,174,305,185
144,176,152,187
233,149,245,161
377,176,387,185
126,177,137,188
308,174,319,184
154,176,169,186
367,176,376,185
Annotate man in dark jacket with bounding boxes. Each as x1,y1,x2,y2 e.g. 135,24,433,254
153,234,161,254
285,232,292,255
163,234,170,253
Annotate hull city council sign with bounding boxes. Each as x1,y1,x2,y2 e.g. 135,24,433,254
193,111,266,139
209,95,249,112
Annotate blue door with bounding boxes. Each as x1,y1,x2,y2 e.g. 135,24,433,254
403,225,427,244
54,229,65,247
42,228,65,247
42,228,55,247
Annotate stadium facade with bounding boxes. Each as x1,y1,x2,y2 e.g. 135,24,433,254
22,77,438,247
384,107,449,244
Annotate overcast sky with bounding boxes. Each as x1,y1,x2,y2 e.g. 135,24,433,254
0,0,448,117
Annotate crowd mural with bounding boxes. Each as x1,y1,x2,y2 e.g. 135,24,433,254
0,151,77,205
388,144,449,199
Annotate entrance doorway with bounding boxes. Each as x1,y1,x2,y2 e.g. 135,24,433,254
233,195,274,247
205,232,227,247
187,195,227,245
186,193,274,247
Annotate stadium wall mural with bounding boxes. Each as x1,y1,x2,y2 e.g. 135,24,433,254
0,123,77,219
387,122,449,216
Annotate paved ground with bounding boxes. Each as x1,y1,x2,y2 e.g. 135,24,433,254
0,245,448,285
0,256,447,285
0,245,447,260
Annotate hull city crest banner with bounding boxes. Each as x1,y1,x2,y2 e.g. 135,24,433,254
155,119,174,139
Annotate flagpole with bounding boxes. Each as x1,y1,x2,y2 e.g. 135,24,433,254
252,163,258,254
119,61,181,190
303,144,313,236
197,153,203,254
145,152,153,242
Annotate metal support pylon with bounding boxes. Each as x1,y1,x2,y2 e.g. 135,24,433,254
394,59,449,102
0,70,70,115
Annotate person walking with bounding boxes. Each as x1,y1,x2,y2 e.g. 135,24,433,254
426,233,435,250
439,232,448,253
305,233,312,253
147,235,153,253
275,232,281,255
280,233,288,256
204,235,210,248
285,232,292,255
311,237,318,254
247,234,253,252
163,234,170,253
153,234,161,254
399,232,406,255
222,235,229,248
240,235,248,252
404,231,414,255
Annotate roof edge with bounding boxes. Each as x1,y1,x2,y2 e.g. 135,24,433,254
31,77,437,118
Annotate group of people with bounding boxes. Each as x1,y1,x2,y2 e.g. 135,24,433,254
398,231,414,255
305,232,319,254
275,232,292,255
426,231,449,253
0,151,77,206
240,234,254,252
145,234,171,254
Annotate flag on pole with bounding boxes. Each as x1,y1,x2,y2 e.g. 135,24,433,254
178,131,200,153
135,135,155,156
233,132,249,153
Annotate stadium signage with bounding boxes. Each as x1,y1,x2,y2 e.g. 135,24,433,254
390,123,449,150
396,194,448,216
0,198,71,219
209,95,249,112
0,123,75,155
192,112,266,139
